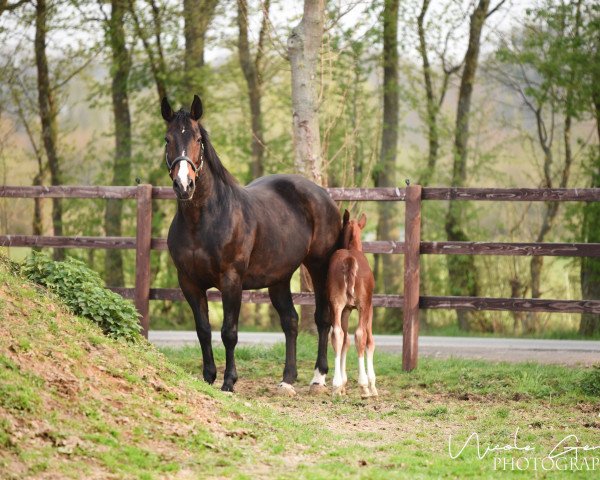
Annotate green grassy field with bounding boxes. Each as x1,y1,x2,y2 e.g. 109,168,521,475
1,255,599,479
162,338,600,479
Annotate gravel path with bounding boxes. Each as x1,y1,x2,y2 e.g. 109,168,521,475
149,331,600,366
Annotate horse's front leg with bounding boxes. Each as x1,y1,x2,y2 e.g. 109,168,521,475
220,278,242,392
179,276,216,384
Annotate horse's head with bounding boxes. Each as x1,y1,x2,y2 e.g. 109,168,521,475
161,95,205,200
341,209,367,251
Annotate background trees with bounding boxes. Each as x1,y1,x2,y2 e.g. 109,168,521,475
0,0,598,336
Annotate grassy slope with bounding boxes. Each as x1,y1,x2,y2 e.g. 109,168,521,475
0,256,598,478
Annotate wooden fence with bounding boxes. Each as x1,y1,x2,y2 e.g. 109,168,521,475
2,184,600,371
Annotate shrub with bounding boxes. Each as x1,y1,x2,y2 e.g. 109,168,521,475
580,364,600,396
21,252,140,342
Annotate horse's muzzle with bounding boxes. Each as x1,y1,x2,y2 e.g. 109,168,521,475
173,177,195,200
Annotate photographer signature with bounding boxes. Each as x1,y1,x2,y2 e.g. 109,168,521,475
449,427,600,460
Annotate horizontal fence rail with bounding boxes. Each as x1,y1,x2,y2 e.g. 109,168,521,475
2,184,600,371
4,236,600,258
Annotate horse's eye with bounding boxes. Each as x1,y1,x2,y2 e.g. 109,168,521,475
197,137,202,143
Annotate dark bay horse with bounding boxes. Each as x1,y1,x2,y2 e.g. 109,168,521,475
161,95,341,393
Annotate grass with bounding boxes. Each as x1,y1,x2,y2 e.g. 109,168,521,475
162,335,600,478
1,253,599,478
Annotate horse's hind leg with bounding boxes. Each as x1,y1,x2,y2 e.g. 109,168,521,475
340,307,351,388
330,302,345,396
355,306,370,398
268,279,298,396
305,260,331,393
365,304,377,397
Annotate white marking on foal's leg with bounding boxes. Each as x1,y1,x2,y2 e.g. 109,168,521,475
357,355,368,386
358,354,370,398
332,354,343,388
367,347,378,396
310,368,326,386
340,345,348,386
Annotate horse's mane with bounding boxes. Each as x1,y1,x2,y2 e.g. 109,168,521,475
174,110,238,188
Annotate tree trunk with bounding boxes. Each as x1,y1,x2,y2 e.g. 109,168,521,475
35,0,63,260
104,0,132,287
417,0,438,186
288,0,325,331
183,0,219,95
237,0,269,179
445,0,490,331
580,97,600,335
374,0,402,330
288,0,325,185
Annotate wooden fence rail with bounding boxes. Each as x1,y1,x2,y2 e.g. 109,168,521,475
2,184,600,371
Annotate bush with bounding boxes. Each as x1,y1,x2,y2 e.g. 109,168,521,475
580,364,600,396
21,252,141,342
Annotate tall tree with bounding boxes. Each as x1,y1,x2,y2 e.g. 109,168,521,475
289,0,325,331
495,0,589,332
416,0,461,186
578,2,600,335
104,0,132,287
128,0,168,102
237,0,270,179
445,0,496,331
183,0,219,96
373,0,401,327
289,0,325,186
35,0,63,260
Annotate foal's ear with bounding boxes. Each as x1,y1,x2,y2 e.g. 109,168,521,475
358,213,367,229
343,209,350,226
161,97,174,122
190,95,203,120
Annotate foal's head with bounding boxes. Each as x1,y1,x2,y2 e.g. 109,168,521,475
341,209,367,251
161,95,205,200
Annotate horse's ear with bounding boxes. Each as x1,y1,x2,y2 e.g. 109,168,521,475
161,97,174,122
190,95,203,120
358,213,367,229
343,209,350,226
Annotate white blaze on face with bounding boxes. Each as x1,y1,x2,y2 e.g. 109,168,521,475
177,149,189,191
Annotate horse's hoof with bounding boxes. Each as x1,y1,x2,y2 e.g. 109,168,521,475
278,382,297,397
369,385,379,397
332,385,346,396
221,383,235,393
309,383,328,395
360,385,371,399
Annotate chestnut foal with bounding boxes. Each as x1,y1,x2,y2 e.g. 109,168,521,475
327,210,377,398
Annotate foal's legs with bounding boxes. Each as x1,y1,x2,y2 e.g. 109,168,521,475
179,275,217,384
330,302,345,395
340,308,351,388
220,276,242,392
269,279,299,395
355,306,370,398
365,304,377,397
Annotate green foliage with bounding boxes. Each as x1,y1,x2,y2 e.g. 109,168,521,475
580,364,600,396
21,252,141,342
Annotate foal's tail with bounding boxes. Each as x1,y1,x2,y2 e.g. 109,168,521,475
343,257,358,302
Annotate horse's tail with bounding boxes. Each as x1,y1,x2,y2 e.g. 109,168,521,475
343,256,358,302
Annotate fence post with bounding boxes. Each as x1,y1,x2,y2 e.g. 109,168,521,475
135,184,153,338
403,184,422,371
